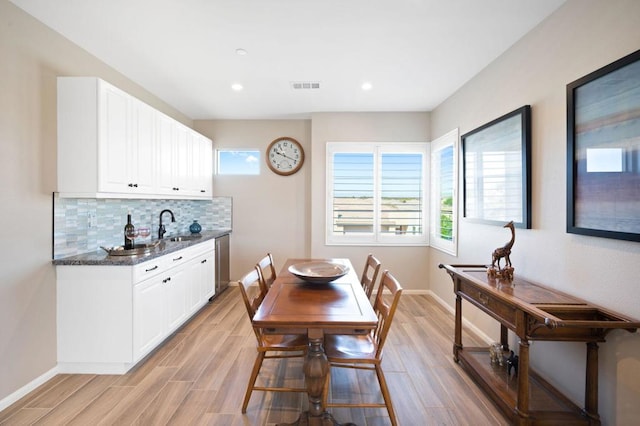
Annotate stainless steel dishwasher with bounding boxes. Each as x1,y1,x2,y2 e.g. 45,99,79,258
212,234,230,299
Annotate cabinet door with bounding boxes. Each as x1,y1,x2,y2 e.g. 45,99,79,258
157,113,176,195
133,275,166,361
187,250,215,313
166,267,188,332
99,83,132,193
187,256,203,313
193,134,213,198
199,250,215,300
132,101,156,194
175,123,191,195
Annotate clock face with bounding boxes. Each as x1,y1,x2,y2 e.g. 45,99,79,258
266,137,305,175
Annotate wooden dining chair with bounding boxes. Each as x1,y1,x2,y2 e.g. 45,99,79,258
360,253,381,299
256,253,277,294
237,267,308,413
322,270,403,426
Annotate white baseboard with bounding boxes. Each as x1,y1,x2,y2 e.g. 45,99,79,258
0,366,59,412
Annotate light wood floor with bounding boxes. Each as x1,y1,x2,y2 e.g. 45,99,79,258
0,287,508,425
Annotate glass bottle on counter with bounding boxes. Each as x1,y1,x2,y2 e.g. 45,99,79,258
124,213,135,249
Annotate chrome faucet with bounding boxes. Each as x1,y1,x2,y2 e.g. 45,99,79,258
158,209,176,239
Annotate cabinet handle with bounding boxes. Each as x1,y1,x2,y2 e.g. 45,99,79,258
478,293,489,306
127,183,138,188
173,256,183,262
200,190,206,193
201,259,207,264
173,187,180,191
145,265,159,272
162,277,171,283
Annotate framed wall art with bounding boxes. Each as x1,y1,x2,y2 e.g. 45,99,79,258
462,105,532,228
567,49,640,242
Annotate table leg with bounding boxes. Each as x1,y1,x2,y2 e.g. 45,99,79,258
278,329,356,426
454,293,462,362
500,324,509,352
304,332,329,418
584,342,601,424
514,338,531,424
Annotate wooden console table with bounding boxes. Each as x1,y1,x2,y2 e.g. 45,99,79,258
439,264,640,425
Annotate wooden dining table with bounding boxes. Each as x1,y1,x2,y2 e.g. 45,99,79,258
252,258,378,426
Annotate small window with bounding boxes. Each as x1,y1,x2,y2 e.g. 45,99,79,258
216,150,260,175
430,129,458,255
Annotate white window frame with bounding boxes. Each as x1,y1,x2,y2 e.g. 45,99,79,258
326,142,430,246
430,129,459,256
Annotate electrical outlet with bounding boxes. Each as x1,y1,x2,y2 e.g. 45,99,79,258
88,212,96,228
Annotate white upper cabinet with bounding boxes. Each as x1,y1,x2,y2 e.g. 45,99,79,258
193,132,213,196
132,101,157,193
57,77,212,199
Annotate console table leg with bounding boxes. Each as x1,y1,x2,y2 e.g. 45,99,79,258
454,293,462,362
500,324,509,352
584,342,601,424
515,338,530,423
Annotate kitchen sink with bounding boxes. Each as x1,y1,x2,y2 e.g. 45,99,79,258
169,235,202,242
101,241,162,257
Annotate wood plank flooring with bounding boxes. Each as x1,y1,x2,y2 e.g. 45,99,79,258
0,287,508,425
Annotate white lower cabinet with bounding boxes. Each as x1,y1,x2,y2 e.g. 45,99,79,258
57,240,215,374
188,250,215,313
165,265,188,332
133,275,166,361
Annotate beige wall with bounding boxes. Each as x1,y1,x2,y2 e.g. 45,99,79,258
429,0,640,423
0,0,193,405
194,113,432,288
309,112,431,291
193,120,312,280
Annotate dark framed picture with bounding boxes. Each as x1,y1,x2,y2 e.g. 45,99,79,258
462,105,531,228
567,49,640,242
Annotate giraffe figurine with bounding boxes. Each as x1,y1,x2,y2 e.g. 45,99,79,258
488,221,515,280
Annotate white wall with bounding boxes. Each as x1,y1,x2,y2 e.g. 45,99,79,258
194,120,312,280
0,0,193,405
429,1,640,424
309,112,431,291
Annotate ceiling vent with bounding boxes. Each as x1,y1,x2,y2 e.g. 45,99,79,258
291,81,321,90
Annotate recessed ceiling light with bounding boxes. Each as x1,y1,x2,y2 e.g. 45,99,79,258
235,48,247,55
362,82,373,91
231,83,243,91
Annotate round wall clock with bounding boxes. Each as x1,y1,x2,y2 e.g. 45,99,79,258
266,137,305,176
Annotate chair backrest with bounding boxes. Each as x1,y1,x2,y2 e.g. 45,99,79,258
360,254,381,299
371,270,403,358
238,267,266,320
256,253,277,293
238,267,269,344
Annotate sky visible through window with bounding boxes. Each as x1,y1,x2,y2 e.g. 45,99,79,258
217,150,260,175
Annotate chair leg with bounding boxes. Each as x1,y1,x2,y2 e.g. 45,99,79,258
242,351,265,413
321,366,331,409
375,364,398,426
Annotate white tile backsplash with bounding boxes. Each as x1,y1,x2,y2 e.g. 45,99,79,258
53,195,232,259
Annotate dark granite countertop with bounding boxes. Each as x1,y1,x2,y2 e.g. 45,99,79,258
52,229,231,266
